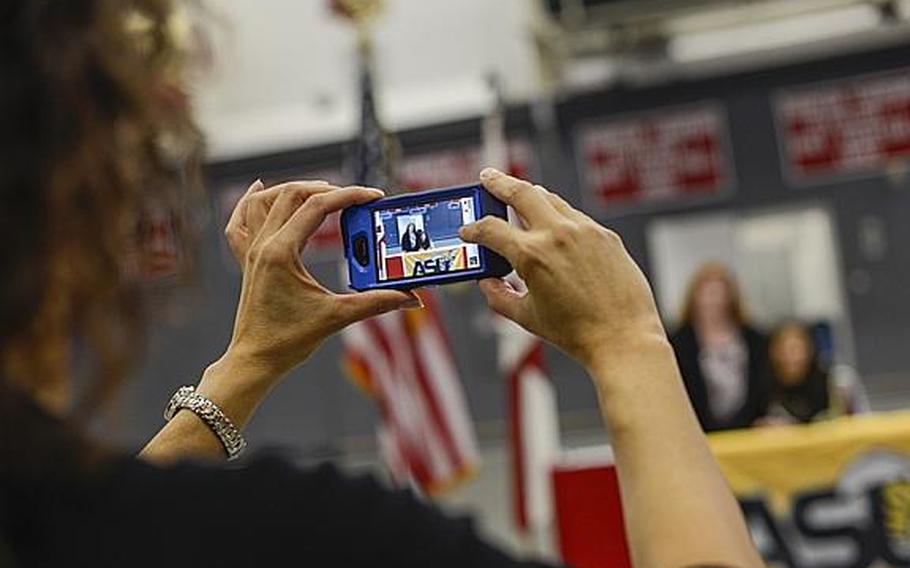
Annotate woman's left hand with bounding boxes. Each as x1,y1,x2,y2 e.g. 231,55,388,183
222,179,419,378
142,180,419,463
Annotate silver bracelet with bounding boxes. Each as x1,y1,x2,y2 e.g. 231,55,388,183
164,385,247,460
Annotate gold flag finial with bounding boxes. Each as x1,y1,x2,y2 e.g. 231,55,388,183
330,0,385,50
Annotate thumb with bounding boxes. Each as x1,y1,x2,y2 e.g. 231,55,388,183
479,278,528,325
337,289,422,325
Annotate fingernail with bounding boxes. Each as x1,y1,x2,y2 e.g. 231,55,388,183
480,167,502,180
251,178,265,191
458,225,473,239
404,296,423,309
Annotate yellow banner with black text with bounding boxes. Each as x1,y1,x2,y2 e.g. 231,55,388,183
401,247,466,278
708,411,910,568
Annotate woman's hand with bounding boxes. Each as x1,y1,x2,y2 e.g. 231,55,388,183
460,168,666,373
222,179,419,378
463,169,764,568
143,179,420,463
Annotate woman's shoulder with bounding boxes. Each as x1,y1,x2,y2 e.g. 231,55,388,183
7,451,403,565
89,454,520,566
739,325,768,346
0,381,105,486
669,324,697,349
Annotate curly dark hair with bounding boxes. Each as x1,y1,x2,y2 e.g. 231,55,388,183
0,0,203,418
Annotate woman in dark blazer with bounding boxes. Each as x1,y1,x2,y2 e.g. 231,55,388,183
400,222,420,252
670,264,771,432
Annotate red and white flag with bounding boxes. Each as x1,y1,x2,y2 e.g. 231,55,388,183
482,77,561,542
500,317,560,537
342,292,481,494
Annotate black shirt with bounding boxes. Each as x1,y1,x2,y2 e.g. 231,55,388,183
5,455,560,567
0,386,559,567
669,324,771,432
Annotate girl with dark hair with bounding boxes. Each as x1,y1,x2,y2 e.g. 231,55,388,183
416,228,432,250
762,322,868,424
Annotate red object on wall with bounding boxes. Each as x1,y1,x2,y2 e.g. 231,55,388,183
552,464,632,568
576,104,731,212
777,71,910,183
398,139,537,192
385,256,404,279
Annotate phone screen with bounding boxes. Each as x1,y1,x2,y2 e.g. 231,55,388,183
373,195,481,282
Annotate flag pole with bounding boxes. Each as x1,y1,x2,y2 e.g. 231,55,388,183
331,0,482,499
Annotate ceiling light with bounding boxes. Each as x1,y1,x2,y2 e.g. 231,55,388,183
667,4,882,63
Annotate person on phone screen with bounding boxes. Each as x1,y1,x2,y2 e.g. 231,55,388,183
0,2,762,567
400,222,419,252
417,228,432,250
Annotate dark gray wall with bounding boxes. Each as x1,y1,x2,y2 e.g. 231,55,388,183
119,45,910,455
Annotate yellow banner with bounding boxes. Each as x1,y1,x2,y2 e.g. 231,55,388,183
402,247,465,278
708,411,910,567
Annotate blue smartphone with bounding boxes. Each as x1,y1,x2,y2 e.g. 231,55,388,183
341,183,512,291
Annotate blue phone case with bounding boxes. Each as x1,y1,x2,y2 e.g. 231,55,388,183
341,184,512,291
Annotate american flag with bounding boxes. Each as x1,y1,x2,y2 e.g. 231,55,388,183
340,51,480,494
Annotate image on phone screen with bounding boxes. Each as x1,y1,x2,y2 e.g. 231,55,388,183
374,196,481,282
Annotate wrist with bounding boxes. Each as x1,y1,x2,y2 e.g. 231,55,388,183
585,329,677,393
586,332,686,437
207,348,281,387
194,349,284,429
223,333,321,378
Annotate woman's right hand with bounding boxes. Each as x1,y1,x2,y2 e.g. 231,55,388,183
462,168,764,568
460,168,667,374
462,169,767,568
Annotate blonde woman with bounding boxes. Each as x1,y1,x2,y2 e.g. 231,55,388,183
670,264,771,431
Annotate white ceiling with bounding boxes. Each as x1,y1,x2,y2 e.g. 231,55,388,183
193,0,543,160
193,0,910,161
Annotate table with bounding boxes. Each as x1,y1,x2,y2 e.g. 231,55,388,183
552,412,910,568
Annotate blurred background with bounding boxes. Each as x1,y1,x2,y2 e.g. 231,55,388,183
120,0,910,565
